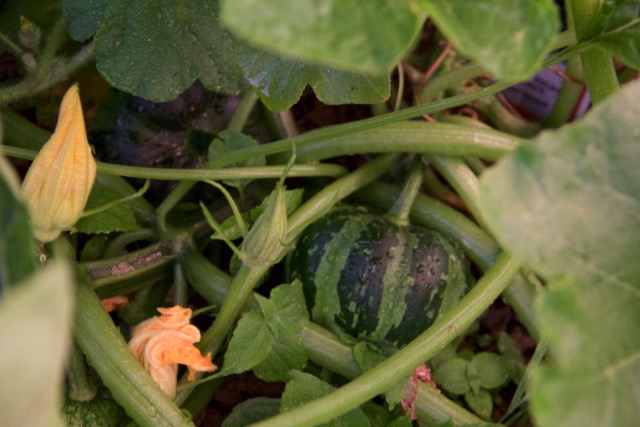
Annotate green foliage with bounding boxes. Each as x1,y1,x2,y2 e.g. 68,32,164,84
0,155,36,288
221,397,281,427
62,0,248,101
221,0,425,74
219,282,309,380
236,43,389,111
3,0,640,426
432,351,510,419
416,0,560,80
75,178,142,234
0,261,74,427
582,0,640,69
281,371,369,427
479,80,640,427
209,130,266,189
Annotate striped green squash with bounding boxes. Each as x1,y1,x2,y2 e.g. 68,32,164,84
289,206,470,347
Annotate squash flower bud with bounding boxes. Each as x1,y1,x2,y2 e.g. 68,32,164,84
128,306,217,398
21,84,96,243
240,184,288,268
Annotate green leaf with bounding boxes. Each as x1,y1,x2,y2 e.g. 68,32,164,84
209,130,266,188
352,342,404,408
583,0,640,69
221,0,425,74
431,358,470,395
478,80,640,427
0,261,74,427
237,43,389,111
74,177,141,234
220,282,308,378
63,0,248,101
0,0,60,55
221,397,281,427
470,352,509,390
464,389,493,421
497,331,525,383
417,0,560,80
0,155,37,289
253,332,307,382
281,371,369,427
62,0,107,41
219,310,275,376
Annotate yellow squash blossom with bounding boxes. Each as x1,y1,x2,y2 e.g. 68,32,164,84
21,84,97,243
128,306,217,398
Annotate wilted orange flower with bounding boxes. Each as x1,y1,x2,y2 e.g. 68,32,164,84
128,306,217,397
100,295,129,313
21,84,97,243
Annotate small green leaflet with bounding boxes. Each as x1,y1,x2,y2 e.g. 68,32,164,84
582,0,640,69
478,80,640,427
62,0,248,101
75,176,141,234
221,0,425,75
416,0,559,80
237,43,389,112
218,282,309,381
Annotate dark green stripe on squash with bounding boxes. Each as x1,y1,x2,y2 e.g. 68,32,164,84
289,206,470,347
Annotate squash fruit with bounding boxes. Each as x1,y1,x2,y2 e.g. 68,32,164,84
289,206,470,348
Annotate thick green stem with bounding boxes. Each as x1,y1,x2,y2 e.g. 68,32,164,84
570,0,619,104
2,145,347,181
199,265,269,356
73,270,193,427
253,253,521,427
428,155,489,231
543,56,586,128
66,341,97,402
386,156,425,226
82,239,177,298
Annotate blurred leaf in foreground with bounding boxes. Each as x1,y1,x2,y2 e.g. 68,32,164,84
0,261,74,427
478,80,640,427
582,0,640,69
221,0,425,75
416,0,560,80
0,153,36,289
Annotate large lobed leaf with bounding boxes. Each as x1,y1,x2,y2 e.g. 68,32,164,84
478,80,640,426
582,0,640,69
221,0,425,75
63,0,248,102
416,0,560,81
237,43,389,111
